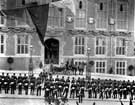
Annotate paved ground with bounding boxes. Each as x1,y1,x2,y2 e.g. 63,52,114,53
0,98,133,105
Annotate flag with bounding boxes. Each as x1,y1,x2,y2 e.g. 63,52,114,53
51,0,76,15
27,4,49,45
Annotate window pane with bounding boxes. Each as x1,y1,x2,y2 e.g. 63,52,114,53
74,37,85,55
1,45,3,53
1,35,4,43
17,45,20,54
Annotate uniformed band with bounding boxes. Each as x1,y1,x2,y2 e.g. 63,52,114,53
0,72,135,103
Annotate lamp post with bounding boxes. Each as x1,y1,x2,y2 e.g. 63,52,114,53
86,48,91,80
29,45,33,77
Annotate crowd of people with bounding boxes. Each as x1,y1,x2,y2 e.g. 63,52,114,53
0,72,135,103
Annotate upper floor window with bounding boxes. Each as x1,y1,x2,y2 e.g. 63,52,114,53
116,0,128,31
116,38,126,55
16,35,30,54
96,0,107,30
48,6,64,28
74,36,85,55
0,16,5,26
0,34,5,54
115,61,126,75
75,0,86,29
95,60,106,73
96,37,106,55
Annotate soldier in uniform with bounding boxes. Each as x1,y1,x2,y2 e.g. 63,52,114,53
18,76,23,95
131,80,135,99
18,73,23,80
57,79,63,97
36,77,42,96
44,82,50,98
65,77,70,85
76,81,80,98
113,80,118,99
49,80,55,96
87,82,92,98
118,83,123,99
53,82,58,98
71,77,75,84
70,82,76,98
30,74,36,95
23,74,28,81
11,73,17,81
55,75,59,83
4,73,10,94
63,80,69,98
1,72,5,92
78,86,84,103
10,76,16,94
0,76,2,93
24,78,29,95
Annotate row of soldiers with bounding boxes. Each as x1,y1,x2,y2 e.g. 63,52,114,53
0,72,42,96
44,76,135,101
1,72,135,101
87,79,135,100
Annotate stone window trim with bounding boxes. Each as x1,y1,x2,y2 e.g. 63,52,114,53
115,60,127,75
15,34,31,56
95,60,107,73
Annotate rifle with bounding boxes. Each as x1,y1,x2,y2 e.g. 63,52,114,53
119,98,124,105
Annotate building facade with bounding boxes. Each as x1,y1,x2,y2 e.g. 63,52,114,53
0,0,135,80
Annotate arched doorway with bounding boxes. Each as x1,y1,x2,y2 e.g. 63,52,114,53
44,38,59,64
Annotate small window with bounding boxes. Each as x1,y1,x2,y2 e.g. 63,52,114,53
22,0,25,5
100,3,103,10
120,4,123,11
79,1,82,9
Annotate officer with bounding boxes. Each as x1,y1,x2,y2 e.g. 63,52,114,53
18,76,23,95
10,76,16,94
24,78,29,95
36,77,42,96
30,74,36,95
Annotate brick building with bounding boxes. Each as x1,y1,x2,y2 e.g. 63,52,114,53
0,0,135,80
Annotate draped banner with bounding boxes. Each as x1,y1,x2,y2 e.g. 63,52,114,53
1,4,49,45
51,0,76,15
27,4,49,45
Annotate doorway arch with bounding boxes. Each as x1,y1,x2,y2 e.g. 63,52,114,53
44,38,59,64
